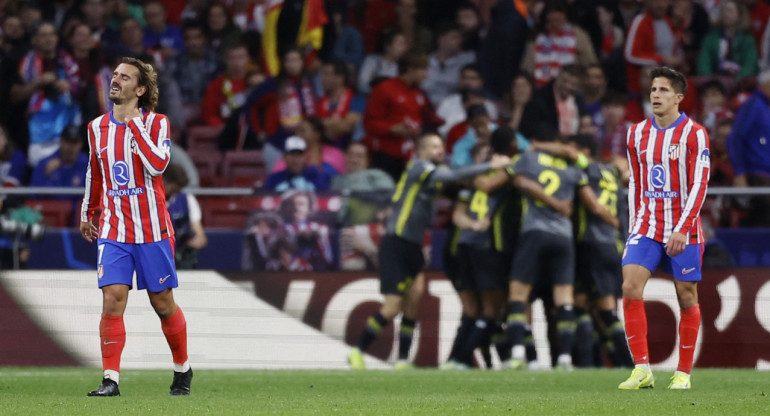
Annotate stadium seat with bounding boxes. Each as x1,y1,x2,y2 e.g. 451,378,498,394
199,196,260,228
25,199,74,228
222,150,267,187
188,149,223,187
186,125,222,152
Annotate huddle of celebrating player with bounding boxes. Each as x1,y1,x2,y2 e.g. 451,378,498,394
348,66,710,391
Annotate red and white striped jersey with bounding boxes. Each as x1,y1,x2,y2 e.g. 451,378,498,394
81,111,174,244
626,113,710,244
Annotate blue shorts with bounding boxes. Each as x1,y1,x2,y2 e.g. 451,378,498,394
621,234,703,282
96,238,178,292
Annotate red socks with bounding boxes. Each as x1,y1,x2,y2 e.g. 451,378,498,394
100,313,126,372
622,297,649,365
161,307,188,365
677,304,701,374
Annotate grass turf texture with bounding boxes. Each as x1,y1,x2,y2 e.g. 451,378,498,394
0,368,768,415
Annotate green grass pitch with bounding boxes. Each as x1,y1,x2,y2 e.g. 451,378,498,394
1,368,768,415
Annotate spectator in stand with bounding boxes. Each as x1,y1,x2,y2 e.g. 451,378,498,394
395,0,433,53
519,64,586,141
582,64,608,127
617,0,643,29
727,68,770,226
710,117,736,188
79,0,115,48
1,15,27,62
105,0,144,38
357,29,408,95
272,117,346,175
41,0,78,33
363,51,443,180
455,1,483,53
670,0,711,73
115,16,163,68
624,0,685,95
230,0,261,32
499,72,536,132
164,164,207,270
443,88,491,152
18,1,43,35
64,21,103,131
201,42,251,128
264,136,336,192
166,23,223,125
595,90,631,161
697,0,758,80
697,80,734,134
450,104,494,166
350,0,397,53
436,63,498,138
331,143,395,192
762,14,770,70
317,61,366,149
243,47,318,166
278,190,334,271
744,0,770,47
0,124,27,188
422,22,477,106
520,1,598,87
327,3,365,69
143,0,185,61
625,65,655,123
203,2,242,54
179,0,209,25
595,0,627,93
11,21,80,168
478,0,531,99
30,126,88,201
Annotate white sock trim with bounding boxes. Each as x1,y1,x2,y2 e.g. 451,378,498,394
104,369,120,384
174,361,190,373
635,363,651,372
512,345,525,361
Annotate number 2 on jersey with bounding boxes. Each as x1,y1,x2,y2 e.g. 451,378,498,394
535,169,561,207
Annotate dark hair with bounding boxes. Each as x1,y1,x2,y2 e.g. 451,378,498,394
559,64,584,78
698,79,726,96
164,164,190,188
571,134,599,158
460,87,485,104
181,21,205,37
302,116,327,142
324,60,349,85
397,50,428,74
650,66,688,95
601,90,628,107
490,126,517,154
376,28,403,55
120,56,159,111
435,21,461,38
466,103,489,120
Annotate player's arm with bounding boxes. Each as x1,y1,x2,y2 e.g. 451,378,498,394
578,184,619,228
432,155,510,184
511,174,573,218
80,122,102,242
670,128,711,254
528,141,590,169
186,194,208,250
452,200,489,232
473,169,509,193
127,112,171,176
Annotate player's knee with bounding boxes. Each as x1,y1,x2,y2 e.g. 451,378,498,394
621,280,643,298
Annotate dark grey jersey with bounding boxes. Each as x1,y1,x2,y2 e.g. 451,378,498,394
510,151,587,239
458,178,513,251
386,158,492,244
577,162,621,245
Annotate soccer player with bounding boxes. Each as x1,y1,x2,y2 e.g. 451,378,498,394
618,67,710,390
504,135,618,371
80,57,191,397
347,133,510,369
570,134,633,368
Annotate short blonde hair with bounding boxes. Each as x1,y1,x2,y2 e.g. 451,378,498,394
120,57,159,111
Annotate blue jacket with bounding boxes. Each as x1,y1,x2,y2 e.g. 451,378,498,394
727,90,770,176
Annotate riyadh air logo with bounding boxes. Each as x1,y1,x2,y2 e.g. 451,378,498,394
650,165,666,189
113,161,130,186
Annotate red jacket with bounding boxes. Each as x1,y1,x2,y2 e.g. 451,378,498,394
363,77,443,161
624,12,673,94
201,75,247,127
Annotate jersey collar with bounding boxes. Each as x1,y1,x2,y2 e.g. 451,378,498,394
651,112,686,131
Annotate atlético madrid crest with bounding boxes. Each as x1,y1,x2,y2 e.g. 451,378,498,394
97,265,104,279
669,145,680,160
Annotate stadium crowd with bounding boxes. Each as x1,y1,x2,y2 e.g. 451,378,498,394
1,0,769,372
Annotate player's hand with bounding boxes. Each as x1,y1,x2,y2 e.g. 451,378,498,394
666,232,687,257
490,154,511,170
473,217,491,232
554,199,573,218
80,221,98,243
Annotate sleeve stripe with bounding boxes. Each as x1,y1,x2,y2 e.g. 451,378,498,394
624,15,660,66
675,128,709,233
